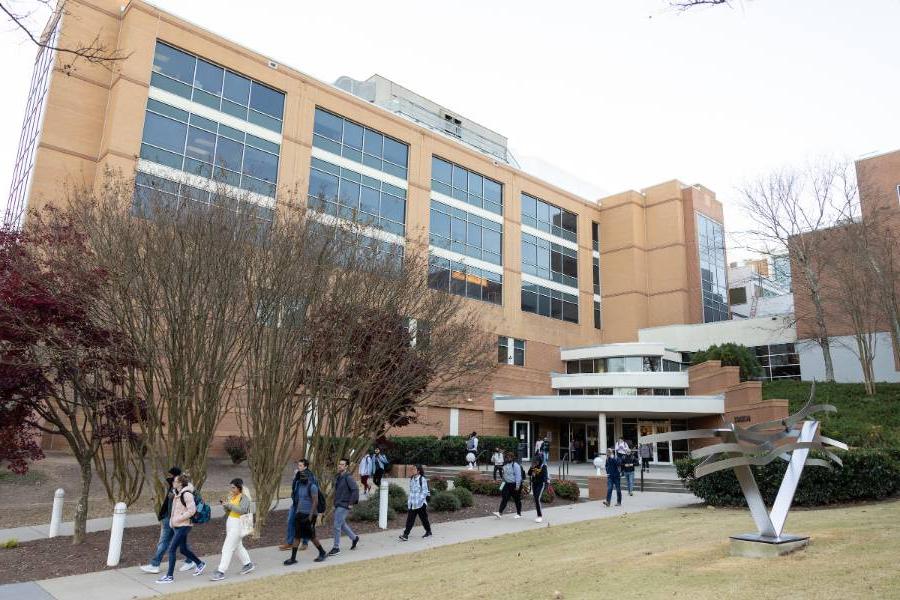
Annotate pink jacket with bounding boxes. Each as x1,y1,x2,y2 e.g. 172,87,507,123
170,484,196,528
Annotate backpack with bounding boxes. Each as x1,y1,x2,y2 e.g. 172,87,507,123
181,490,211,524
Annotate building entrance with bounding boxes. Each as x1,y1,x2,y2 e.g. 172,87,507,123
561,422,599,463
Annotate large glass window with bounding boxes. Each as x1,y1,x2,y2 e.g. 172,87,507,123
429,200,502,266
754,343,801,380
521,282,578,323
428,255,502,305
593,300,601,329
150,41,285,134
521,233,578,288
132,172,274,224
430,157,502,215
139,99,280,197
312,108,409,180
498,336,525,367
521,193,577,242
696,212,728,322
592,256,600,295
307,158,406,236
592,221,600,252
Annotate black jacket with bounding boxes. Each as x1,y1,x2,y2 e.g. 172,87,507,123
157,476,175,522
333,472,360,509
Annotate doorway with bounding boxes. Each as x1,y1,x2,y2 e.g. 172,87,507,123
562,422,598,463
638,420,672,464
514,421,531,461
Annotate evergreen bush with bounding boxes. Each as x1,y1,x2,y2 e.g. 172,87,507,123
430,490,462,512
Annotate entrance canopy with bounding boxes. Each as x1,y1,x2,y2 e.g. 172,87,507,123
493,393,724,419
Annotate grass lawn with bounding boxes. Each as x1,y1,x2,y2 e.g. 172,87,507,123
169,500,900,600
763,380,900,448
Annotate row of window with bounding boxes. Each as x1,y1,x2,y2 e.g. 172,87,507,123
521,233,578,288
521,282,579,324
151,41,285,133
754,343,801,381
429,200,502,266
427,255,503,306
565,356,684,374
307,158,406,236
697,212,729,323
132,172,274,224
556,388,687,396
498,336,525,366
313,108,409,180
521,193,577,243
431,156,503,215
140,99,280,197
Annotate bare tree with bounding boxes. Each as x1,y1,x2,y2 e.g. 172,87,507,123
2,1,128,67
739,161,853,382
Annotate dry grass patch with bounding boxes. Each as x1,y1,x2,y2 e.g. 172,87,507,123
169,501,900,600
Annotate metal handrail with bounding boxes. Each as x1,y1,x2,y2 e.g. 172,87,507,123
558,452,570,481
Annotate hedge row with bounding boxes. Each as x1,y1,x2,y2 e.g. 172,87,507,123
385,435,518,465
452,472,580,503
676,449,900,507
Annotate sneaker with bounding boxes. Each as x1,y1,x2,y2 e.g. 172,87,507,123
314,551,327,563
535,517,543,523
615,502,622,507
240,562,255,575
602,501,610,507
209,571,225,582
398,534,409,541
155,576,173,584
514,514,521,519
193,561,206,576
283,558,297,566
351,536,360,550
492,512,501,519
277,543,291,551
327,547,341,557
422,531,432,538
178,561,196,572
629,492,633,496
140,564,160,574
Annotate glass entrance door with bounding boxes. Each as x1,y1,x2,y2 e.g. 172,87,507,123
638,420,672,465
514,421,531,461
586,424,598,461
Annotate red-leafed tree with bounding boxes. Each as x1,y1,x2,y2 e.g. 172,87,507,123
0,208,138,544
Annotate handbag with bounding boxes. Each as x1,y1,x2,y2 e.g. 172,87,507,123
239,512,254,537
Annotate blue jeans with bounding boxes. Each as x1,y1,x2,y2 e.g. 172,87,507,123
606,476,622,504
150,520,174,567
166,527,202,578
333,506,356,548
624,472,635,494
285,504,309,545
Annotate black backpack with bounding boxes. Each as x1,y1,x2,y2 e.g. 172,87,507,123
308,479,326,514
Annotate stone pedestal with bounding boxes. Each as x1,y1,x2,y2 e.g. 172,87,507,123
587,475,607,501
729,533,809,558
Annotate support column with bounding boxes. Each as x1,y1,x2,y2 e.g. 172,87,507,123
598,413,607,454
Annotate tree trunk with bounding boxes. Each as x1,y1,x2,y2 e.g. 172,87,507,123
73,457,92,545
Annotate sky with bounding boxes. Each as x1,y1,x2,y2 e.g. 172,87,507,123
1,0,898,260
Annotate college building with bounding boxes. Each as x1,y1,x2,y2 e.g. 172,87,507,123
5,0,791,464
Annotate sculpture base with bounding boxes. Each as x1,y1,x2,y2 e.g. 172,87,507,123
729,533,809,558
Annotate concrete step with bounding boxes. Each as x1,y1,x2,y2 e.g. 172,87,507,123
427,466,692,494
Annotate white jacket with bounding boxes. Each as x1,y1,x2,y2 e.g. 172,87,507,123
359,454,373,476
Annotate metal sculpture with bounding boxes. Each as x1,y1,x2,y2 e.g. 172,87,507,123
643,383,846,550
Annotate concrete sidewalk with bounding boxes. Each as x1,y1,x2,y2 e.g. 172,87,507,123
3,492,700,600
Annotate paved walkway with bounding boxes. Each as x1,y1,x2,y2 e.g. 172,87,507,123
2,492,700,600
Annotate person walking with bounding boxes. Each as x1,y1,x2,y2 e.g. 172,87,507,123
155,473,206,584
491,447,505,481
621,451,636,496
141,467,194,575
359,450,374,497
640,443,652,472
279,463,303,551
534,438,544,461
209,478,255,581
372,448,389,487
528,454,549,523
466,432,479,470
399,464,432,540
284,459,327,565
492,452,524,519
328,458,360,556
615,437,630,456
603,449,623,507
542,434,551,463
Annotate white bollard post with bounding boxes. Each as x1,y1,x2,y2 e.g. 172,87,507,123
48,488,65,538
106,502,128,567
378,482,389,530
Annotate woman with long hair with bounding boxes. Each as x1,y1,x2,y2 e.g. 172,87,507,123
399,464,432,541
155,473,205,584
529,454,550,523
209,478,255,581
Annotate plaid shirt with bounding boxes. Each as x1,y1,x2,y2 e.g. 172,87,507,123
408,475,430,510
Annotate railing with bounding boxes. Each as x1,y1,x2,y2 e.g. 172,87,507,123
557,452,570,481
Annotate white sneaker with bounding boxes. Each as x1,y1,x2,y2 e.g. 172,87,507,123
514,514,521,519
179,561,196,572
492,512,501,519
535,517,543,523
140,564,160,574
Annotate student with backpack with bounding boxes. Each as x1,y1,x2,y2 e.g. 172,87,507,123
528,454,549,523
603,448,623,507
492,452,525,519
621,451,636,496
209,478,255,581
491,447,505,481
466,432,479,470
328,458,360,556
399,464,432,541
284,458,327,565
155,473,206,584
372,447,389,487
359,450,374,497
140,466,192,575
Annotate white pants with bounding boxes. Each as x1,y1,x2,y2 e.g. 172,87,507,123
218,517,251,573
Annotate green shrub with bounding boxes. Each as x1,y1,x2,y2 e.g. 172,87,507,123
691,343,762,381
454,472,506,496
223,436,249,465
384,435,519,465
540,484,555,503
438,435,518,465
550,479,580,501
2,539,18,549
349,496,395,522
448,486,474,508
385,436,443,465
429,476,448,492
388,484,408,513
430,490,461,512
676,449,900,507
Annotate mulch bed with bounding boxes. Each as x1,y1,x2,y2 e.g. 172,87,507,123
0,492,574,584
